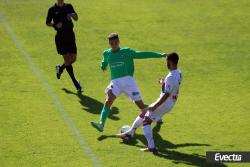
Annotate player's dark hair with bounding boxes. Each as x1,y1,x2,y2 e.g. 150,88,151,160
167,52,179,65
108,33,119,40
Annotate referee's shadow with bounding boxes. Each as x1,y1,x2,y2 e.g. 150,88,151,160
98,122,227,167
62,88,120,121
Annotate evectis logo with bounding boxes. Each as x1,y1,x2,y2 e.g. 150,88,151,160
206,151,250,163
214,153,242,162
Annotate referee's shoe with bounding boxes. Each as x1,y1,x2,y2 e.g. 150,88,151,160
56,65,62,79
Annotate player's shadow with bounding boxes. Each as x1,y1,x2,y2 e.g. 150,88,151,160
62,88,120,121
98,122,227,167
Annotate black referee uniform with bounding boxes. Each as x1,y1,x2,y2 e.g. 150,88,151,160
46,2,82,92
46,3,77,55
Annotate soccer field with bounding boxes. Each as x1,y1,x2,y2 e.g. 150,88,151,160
0,0,250,166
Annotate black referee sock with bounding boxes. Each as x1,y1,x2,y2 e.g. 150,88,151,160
59,64,66,74
66,65,79,88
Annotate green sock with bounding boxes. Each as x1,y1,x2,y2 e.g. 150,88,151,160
100,105,110,125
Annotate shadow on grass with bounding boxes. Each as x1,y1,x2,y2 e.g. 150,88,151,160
62,88,120,121
98,122,227,167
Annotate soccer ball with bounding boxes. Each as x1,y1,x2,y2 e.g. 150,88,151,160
119,125,131,133
119,125,132,141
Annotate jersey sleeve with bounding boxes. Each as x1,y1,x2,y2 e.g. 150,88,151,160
68,4,77,14
130,48,163,59
101,52,108,71
46,8,53,25
164,76,175,93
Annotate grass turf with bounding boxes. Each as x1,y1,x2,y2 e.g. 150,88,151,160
0,0,250,166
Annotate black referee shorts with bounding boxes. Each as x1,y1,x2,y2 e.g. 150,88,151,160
55,30,77,55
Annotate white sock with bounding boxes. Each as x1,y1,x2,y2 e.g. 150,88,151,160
142,124,155,149
126,115,144,135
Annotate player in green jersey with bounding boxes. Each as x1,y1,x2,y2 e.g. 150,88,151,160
91,33,165,132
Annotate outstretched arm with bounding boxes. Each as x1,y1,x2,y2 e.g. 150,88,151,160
149,76,174,112
131,49,164,59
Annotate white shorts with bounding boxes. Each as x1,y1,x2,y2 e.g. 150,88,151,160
145,100,175,122
105,76,142,102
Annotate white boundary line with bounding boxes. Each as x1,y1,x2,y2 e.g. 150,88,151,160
0,15,101,167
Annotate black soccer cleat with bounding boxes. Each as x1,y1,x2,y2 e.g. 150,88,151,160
56,65,62,79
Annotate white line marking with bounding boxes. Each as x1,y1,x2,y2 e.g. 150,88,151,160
0,15,101,167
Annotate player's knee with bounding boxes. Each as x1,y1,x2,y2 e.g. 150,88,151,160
63,55,71,65
65,62,71,66
105,91,116,106
105,95,114,105
135,100,145,110
104,98,113,107
139,104,149,115
108,90,116,99
71,59,75,64
73,54,77,60
141,107,149,115
143,116,152,125
71,54,77,63
139,112,146,118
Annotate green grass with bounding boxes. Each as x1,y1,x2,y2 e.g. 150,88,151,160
1,0,250,166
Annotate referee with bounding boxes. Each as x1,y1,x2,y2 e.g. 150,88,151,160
46,0,82,92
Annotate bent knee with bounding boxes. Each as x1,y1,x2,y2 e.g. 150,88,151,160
64,62,71,66
105,94,115,106
143,116,152,125
105,97,114,103
107,90,116,99
63,55,71,66
71,55,77,63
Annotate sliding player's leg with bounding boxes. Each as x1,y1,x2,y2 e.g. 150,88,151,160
128,77,149,133
129,98,167,136
116,100,148,139
126,100,148,135
141,105,173,152
116,77,148,138
140,116,157,152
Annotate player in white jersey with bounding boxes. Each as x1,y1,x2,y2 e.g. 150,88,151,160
116,53,182,153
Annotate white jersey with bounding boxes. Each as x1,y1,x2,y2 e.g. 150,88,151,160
160,69,182,106
146,69,182,122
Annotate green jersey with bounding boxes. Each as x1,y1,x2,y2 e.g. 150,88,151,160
101,47,163,80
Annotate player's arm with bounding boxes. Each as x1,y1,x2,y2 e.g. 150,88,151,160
67,4,78,21
149,92,170,112
46,8,54,27
149,76,174,112
130,48,165,59
101,53,108,71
